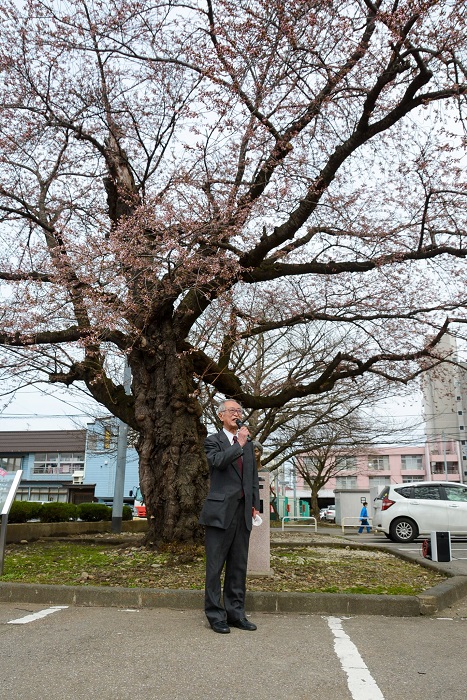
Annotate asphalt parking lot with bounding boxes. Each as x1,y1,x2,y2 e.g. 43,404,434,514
343,530,467,577
1,602,467,700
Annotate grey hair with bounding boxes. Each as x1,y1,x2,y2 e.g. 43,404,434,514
217,399,242,414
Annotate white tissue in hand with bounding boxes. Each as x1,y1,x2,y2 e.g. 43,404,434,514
252,514,263,527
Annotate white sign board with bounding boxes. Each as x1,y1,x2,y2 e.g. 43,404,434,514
0,469,23,515
0,469,23,575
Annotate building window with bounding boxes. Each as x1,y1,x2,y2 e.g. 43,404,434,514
335,476,357,489
33,452,85,475
369,476,391,488
367,455,389,470
0,456,23,472
335,456,357,470
402,475,425,482
16,487,68,502
401,455,424,470
460,426,465,431
459,411,463,415
301,456,318,471
431,462,458,475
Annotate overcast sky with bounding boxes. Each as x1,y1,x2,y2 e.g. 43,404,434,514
0,385,103,431
0,383,426,448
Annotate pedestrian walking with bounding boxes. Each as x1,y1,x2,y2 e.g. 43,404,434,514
358,501,371,534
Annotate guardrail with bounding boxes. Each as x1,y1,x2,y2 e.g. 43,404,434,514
281,515,317,532
341,516,373,533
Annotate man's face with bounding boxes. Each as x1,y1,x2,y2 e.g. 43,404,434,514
219,401,243,432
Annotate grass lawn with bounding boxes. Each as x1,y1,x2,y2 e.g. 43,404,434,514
0,538,446,596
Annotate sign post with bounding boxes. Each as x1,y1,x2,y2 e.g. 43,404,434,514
0,469,23,576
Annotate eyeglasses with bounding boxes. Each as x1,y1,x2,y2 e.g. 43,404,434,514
221,408,243,415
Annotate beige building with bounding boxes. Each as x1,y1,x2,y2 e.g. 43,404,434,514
421,334,467,481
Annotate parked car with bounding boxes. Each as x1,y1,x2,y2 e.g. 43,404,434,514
373,480,467,543
322,505,336,522
319,507,328,520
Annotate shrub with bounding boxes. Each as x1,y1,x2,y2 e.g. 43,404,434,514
77,502,112,522
8,500,132,524
39,501,78,523
8,500,43,523
122,505,133,521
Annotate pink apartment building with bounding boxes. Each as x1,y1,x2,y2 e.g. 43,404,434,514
293,441,463,506
290,333,467,506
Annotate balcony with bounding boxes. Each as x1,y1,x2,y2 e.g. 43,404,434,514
431,463,459,476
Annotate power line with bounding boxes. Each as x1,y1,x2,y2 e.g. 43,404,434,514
0,413,94,418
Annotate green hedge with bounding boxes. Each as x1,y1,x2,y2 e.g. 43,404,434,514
8,500,134,523
122,505,133,521
8,500,43,523
40,502,78,522
77,502,112,522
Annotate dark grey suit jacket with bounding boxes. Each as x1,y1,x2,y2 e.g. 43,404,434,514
199,429,260,531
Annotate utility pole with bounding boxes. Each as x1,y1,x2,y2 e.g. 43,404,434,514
111,360,132,534
293,460,298,518
442,431,448,479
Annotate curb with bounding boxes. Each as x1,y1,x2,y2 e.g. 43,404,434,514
1,575,465,616
417,575,467,615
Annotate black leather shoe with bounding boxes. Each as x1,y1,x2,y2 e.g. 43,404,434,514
228,618,257,631
211,621,230,634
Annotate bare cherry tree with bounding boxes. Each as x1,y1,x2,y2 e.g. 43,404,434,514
0,1,466,543
294,413,397,517
198,325,407,472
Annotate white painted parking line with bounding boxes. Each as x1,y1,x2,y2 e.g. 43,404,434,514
7,606,68,625
326,617,384,700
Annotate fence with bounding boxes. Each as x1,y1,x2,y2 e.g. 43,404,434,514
341,516,373,533
281,515,317,532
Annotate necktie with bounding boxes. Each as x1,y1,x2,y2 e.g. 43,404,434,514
232,435,243,477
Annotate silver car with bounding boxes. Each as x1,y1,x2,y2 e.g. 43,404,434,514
323,505,336,522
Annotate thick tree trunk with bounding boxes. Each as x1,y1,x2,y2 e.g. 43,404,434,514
129,322,208,545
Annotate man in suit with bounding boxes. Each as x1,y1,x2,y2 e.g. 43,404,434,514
199,399,260,634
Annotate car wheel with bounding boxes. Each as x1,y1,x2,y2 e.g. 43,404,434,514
390,517,418,543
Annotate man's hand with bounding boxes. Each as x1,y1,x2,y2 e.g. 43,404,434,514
237,425,250,446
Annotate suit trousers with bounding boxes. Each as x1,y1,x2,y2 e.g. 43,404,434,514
204,497,251,626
